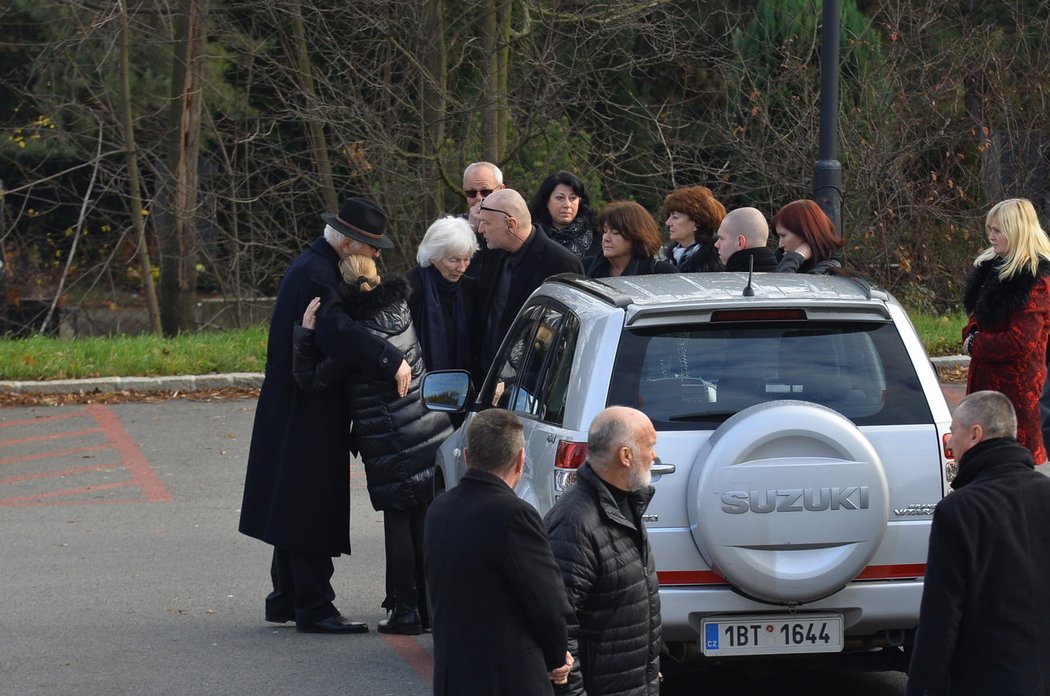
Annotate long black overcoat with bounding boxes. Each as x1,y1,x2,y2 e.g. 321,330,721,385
238,238,403,557
424,468,573,696
907,437,1050,695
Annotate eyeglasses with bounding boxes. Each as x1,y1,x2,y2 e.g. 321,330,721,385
464,188,494,198
480,203,511,217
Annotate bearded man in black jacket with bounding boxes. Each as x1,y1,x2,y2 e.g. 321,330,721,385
545,406,662,696
907,390,1050,695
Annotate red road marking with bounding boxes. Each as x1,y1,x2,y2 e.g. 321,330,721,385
0,404,171,506
86,405,172,503
381,634,433,687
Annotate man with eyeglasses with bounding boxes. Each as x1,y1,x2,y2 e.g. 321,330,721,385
474,188,583,379
461,162,505,280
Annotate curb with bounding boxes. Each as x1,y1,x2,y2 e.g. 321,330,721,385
0,356,970,396
0,372,265,395
930,355,969,375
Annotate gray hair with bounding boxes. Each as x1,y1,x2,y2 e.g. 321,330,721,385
587,412,636,469
416,216,479,267
955,390,1018,440
463,161,504,186
466,409,524,475
323,224,345,247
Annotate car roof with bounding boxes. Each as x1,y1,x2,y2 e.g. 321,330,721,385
542,272,894,325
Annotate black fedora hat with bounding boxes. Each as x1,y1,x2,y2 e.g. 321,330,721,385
322,197,393,250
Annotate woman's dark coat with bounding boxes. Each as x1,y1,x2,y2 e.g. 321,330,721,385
662,237,723,273
775,249,843,274
544,463,661,696
583,254,676,279
292,275,452,511
238,238,404,557
906,437,1050,695
963,258,1050,463
405,265,478,372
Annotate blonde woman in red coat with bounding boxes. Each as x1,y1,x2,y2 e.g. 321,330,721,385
962,198,1050,464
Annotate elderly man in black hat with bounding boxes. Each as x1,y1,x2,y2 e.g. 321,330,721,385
239,197,411,634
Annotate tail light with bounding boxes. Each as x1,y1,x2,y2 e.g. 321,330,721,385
942,432,957,486
554,440,588,494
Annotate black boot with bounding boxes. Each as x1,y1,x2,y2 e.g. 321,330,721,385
377,602,422,635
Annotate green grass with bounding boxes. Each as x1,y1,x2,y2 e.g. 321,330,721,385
909,312,967,358
0,326,268,381
0,313,967,382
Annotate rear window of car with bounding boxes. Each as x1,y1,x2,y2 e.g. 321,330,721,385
607,320,932,429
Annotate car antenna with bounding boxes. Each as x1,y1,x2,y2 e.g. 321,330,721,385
742,255,755,296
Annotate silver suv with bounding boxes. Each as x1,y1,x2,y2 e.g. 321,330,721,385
423,272,952,669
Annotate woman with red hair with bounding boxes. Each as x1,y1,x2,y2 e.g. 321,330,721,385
773,199,845,274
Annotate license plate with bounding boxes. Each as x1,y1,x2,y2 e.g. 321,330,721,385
701,614,843,656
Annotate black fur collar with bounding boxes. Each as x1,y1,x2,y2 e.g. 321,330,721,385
962,257,1050,329
338,274,411,320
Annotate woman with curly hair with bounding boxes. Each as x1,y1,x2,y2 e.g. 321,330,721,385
772,199,845,274
529,171,600,260
963,197,1050,463
661,185,726,273
585,201,676,278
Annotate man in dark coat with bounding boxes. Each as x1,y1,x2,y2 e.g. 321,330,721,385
545,406,662,696
715,206,778,272
474,188,584,379
424,409,573,696
239,197,411,634
907,390,1050,695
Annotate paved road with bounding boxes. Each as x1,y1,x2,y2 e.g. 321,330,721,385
1,390,967,695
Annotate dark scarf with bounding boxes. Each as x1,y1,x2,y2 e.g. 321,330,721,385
418,264,470,370
962,257,1050,330
545,218,596,259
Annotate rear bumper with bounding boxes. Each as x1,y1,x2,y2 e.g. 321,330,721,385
659,579,922,643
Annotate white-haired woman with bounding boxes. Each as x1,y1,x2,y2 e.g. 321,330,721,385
406,215,479,373
963,198,1050,463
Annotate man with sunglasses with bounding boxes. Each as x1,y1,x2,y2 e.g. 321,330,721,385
461,162,505,281
474,188,583,379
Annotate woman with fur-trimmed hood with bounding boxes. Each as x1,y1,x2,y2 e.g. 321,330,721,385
962,198,1050,464
293,254,452,636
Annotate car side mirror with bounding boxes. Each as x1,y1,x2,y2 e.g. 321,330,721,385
421,370,473,413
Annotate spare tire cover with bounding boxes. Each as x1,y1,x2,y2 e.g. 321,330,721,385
688,400,888,604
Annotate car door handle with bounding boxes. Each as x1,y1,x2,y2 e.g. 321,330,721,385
651,461,676,475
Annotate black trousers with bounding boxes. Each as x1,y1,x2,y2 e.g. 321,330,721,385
266,547,338,625
383,505,428,613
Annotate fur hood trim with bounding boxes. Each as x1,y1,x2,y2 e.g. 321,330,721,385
963,258,1050,329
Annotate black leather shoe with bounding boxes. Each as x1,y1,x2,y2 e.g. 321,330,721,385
265,610,295,624
377,608,422,636
297,614,369,634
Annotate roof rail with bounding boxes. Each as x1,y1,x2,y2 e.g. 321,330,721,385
545,273,634,308
828,269,872,300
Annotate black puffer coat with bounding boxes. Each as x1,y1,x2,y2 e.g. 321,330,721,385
544,463,661,696
292,275,452,512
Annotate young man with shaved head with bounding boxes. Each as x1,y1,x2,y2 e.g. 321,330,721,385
714,206,778,272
